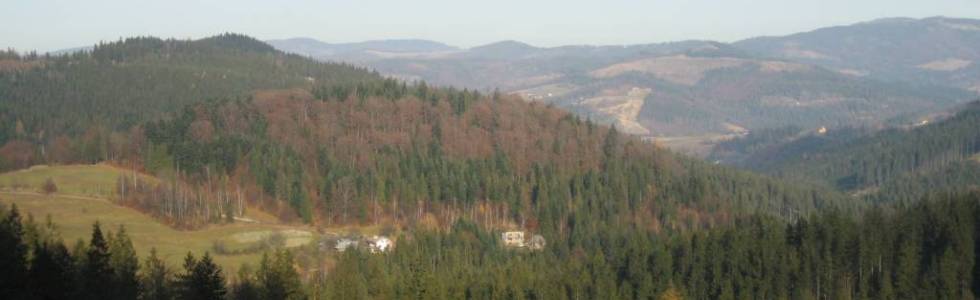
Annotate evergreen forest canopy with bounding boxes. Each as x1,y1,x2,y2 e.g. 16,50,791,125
3,189,980,299
711,101,980,205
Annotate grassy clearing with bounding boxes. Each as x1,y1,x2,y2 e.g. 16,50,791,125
972,153,980,163
0,164,157,198
0,165,394,272
0,165,317,271
649,133,742,158
0,192,314,272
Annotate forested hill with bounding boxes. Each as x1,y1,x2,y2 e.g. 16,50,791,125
0,34,850,233
712,101,980,204
0,34,380,153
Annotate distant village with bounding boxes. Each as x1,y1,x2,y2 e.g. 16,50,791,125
320,230,546,254
323,235,393,253
501,231,546,251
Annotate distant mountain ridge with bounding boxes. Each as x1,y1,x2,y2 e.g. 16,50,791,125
735,16,980,91
267,17,978,147
266,38,459,61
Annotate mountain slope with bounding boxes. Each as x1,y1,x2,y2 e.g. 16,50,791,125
138,85,851,231
711,101,980,204
735,16,980,92
0,34,381,167
0,35,853,235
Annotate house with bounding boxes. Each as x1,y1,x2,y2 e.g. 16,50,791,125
529,234,546,251
366,236,393,253
502,231,525,248
334,238,359,252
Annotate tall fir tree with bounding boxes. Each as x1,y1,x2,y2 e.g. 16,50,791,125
0,205,27,299
257,250,304,300
109,226,141,299
178,252,227,300
82,222,114,300
140,248,174,300
27,241,75,300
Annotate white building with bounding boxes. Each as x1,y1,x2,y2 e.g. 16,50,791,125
529,234,546,251
502,231,525,248
334,238,359,252
366,236,393,253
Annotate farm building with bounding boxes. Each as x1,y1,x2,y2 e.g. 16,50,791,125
331,235,393,253
334,238,359,252
529,234,546,251
501,231,525,248
366,236,393,253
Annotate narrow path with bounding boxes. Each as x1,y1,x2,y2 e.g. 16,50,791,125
0,190,110,202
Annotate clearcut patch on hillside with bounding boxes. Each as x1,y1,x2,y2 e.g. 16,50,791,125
590,55,745,85
579,87,651,135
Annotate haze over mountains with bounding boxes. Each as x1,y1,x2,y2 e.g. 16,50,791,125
270,16,980,155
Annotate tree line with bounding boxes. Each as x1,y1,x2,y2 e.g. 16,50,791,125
0,202,305,300
4,189,980,299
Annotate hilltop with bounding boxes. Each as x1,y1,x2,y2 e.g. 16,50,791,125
0,33,380,159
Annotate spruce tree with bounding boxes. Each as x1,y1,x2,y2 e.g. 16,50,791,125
141,248,174,300
257,250,304,300
27,241,75,299
82,222,114,300
230,264,260,300
178,252,226,300
0,205,27,299
110,226,140,299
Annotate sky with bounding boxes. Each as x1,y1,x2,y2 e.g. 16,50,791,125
2,0,979,52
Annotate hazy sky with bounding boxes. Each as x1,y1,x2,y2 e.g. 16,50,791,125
3,0,979,52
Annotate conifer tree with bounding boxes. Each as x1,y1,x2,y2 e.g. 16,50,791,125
230,264,261,300
178,252,226,300
27,241,75,299
82,222,114,300
110,226,140,299
141,248,173,300
0,205,27,299
257,250,304,300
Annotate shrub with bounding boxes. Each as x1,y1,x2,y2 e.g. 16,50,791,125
41,178,58,195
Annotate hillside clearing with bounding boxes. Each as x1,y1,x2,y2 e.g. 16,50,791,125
0,164,157,198
0,192,314,271
0,164,317,271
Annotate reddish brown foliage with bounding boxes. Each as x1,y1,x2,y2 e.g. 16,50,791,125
248,89,642,176
0,140,36,170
